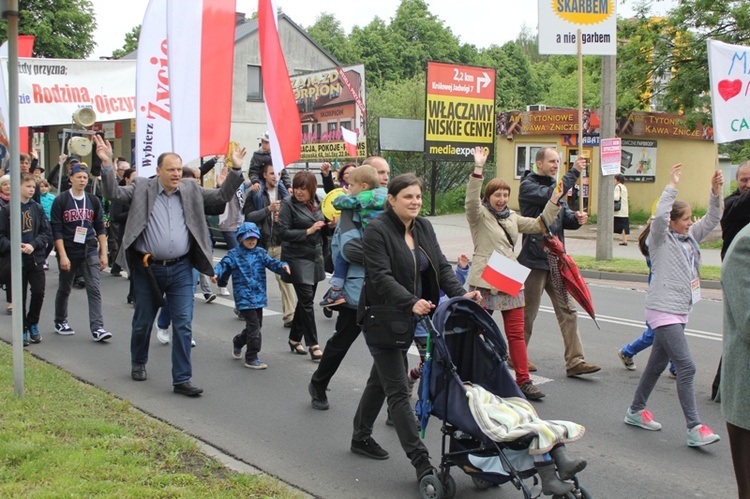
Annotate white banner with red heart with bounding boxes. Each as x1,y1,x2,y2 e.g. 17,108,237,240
708,39,750,143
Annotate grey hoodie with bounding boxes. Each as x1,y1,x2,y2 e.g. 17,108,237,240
645,185,722,315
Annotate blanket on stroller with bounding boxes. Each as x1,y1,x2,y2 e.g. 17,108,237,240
465,383,585,455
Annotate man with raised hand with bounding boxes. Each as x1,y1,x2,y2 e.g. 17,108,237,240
94,135,246,397
518,148,600,378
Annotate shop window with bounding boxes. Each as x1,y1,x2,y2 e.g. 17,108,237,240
247,65,263,101
514,144,556,179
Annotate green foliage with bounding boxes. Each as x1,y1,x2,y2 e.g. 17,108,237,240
111,25,141,60
617,0,750,121
350,18,401,88
306,13,358,65
389,0,461,78
0,0,97,58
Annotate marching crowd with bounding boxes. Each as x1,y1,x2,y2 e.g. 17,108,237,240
1,138,749,495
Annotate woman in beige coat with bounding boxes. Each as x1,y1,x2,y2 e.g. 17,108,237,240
465,147,562,400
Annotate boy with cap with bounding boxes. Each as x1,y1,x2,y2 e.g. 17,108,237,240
213,222,289,369
50,162,112,341
248,131,291,191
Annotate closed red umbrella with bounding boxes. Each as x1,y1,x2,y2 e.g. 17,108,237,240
541,232,600,329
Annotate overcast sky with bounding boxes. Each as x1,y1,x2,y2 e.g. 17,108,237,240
89,0,675,60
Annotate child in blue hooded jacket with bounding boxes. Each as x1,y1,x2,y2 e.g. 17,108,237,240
213,222,290,369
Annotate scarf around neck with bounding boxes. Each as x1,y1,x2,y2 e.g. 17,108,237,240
482,200,511,221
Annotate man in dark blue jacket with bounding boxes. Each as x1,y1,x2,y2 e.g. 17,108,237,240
518,148,600,377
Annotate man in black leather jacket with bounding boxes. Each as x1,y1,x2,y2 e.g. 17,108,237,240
518,148,600,378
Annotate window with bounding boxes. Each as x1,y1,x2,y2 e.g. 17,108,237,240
339,120,351,132
327,122,338,133
247,65,263,101
514,144,556,179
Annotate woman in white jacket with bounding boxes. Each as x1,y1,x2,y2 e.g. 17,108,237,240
625,164,724,447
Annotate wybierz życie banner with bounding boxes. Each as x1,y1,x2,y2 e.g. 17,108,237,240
424,61,496,162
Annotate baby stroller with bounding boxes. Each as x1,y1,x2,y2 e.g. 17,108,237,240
415,297,592,499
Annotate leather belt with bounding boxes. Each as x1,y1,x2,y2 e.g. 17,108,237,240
142,253,188,267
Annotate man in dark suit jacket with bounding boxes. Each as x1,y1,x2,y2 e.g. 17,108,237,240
95,135,246,397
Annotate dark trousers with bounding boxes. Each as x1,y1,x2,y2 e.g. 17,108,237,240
21,260,45,328
289,282,319,346
235,308,263,361
353,348,428,462
311,307,361,391
727,422,750,498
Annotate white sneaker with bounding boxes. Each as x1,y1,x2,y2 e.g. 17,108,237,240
156,327,171,345
625,408,662,431
687,424,720,447
191,338,197,348
92,328,112,342
219,287,230,296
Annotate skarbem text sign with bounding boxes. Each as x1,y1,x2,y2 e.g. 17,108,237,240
538,0,617,55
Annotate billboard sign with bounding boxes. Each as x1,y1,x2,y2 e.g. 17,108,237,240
290,64,366,161
425,61,496,161
621,139,657,183
538,0,617,55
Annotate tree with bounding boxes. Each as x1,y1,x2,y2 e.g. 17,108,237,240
0,0,96,58
349,18,401,88
111,25,141,59
617,0,750,119
306,13,357,66
388,0,461,79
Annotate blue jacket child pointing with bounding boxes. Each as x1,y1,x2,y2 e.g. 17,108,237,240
213,222,290,369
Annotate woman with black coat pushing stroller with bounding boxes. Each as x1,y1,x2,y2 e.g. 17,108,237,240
350,173,482,488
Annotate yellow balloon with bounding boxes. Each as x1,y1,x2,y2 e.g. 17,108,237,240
321,188,345,221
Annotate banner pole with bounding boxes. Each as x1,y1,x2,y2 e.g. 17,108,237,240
577,28,584,213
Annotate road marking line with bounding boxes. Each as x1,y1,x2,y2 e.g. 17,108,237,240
538,306,721,341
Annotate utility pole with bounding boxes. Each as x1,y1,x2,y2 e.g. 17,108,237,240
596,54,616,260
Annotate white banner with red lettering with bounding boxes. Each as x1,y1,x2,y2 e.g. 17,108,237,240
0,57,135,128
136,0,171,177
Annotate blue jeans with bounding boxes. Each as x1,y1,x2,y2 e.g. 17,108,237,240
131,257,195,385
622,322,676,373
157,268,201,330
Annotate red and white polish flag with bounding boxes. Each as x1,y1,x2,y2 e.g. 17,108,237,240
258,0,301,175
480,251,531,297
341,126,358,158
167,0,236,164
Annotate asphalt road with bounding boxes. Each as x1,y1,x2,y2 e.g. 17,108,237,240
0,253,735,498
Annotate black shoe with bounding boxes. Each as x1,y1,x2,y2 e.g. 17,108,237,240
323,307,333,318
126,295,134,304
74,278,86,289
309,382,329,410
131,364,147,381
174,381,203,397
351,437,389,460
412,453,435,482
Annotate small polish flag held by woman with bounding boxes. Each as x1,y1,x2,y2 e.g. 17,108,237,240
341,127,358,158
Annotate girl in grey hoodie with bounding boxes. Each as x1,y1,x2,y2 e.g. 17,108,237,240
624,164,724,448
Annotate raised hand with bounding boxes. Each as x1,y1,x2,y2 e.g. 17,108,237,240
473,146,488,168
711,170,724,196
669,163,682,188
93,135,114,166
230,146,247,169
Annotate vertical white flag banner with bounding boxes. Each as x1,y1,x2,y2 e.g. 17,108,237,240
136,0,171,178
708,39,750,143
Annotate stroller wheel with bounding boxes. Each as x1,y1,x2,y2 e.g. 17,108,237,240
437,472,456,499
471,476,495,490
419,474,444,499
